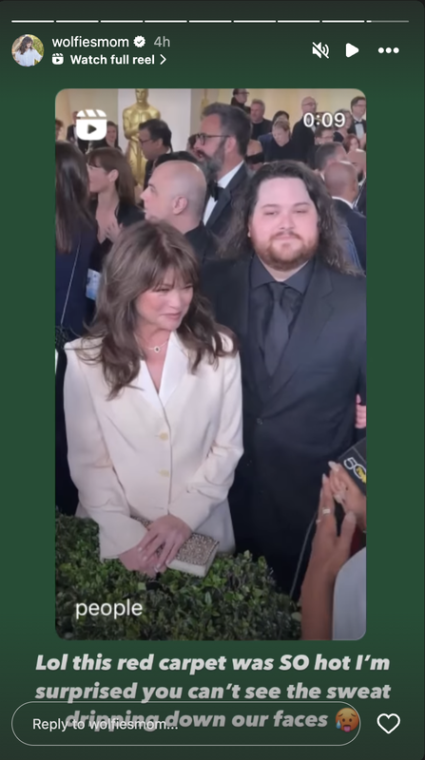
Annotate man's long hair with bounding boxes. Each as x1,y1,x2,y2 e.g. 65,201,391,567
219,160,357,274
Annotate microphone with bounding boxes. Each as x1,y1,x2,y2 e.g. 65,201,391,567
337,437,366,496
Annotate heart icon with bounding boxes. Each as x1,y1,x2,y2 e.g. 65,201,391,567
377,714,401,734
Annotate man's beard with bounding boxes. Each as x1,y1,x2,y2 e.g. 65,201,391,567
253,232,318,272
196,141,226,183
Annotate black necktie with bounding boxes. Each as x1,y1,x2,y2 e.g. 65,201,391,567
263,282,290,377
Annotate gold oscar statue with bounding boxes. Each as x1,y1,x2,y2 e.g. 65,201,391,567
123,89,160,188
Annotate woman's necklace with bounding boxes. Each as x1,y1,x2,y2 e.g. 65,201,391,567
144,337,170,354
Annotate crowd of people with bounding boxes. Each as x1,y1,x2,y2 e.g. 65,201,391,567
55,91,367,640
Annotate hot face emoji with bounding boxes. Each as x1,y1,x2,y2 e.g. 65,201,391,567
336,708,360,733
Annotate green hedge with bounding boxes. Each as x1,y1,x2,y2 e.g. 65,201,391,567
56,515,301,641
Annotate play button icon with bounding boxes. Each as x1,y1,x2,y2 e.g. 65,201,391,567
346,43,359,57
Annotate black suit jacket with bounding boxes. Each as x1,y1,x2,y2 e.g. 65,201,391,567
334,199,367,272
66,124,88,153
355,179,367,216
205,163,251,238
291,118,315,163
201,256,366,597
348,118,367,136
143,159,154,190
185,224,218,265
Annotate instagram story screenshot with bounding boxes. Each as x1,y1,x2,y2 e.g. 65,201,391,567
1,0,424,758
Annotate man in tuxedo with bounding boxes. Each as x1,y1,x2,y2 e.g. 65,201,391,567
139,119,172,190
250,99,273,140
194,103,252,238
347,149,367,216
291,96,317,163
66,111,88,153
325,161,367,272
348,96,367,140
201,161,366,598
141,159,218,264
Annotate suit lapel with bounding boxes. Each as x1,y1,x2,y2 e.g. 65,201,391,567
159,332,190,406
206,186,231,231
265,261,334,412
130,332,190,412
100,334,191,447
131,361,163,415
206,164,248,231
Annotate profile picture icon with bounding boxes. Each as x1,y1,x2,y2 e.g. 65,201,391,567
335,708,360,733
12,35,44,67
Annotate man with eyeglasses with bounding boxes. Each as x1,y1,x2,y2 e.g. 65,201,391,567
194,103,252,238
139,119,172,190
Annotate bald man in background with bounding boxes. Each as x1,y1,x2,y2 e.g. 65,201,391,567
347,149,367,216
141,160,218,264
325,161,367,272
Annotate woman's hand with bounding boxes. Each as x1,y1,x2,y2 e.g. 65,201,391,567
135,515,192,573
105,217,123,243
303,476,357,587
118,537,159,578
328,463,367,529
355,394,366,429
300,476,357,640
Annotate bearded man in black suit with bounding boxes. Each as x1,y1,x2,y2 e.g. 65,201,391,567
201,161,366,598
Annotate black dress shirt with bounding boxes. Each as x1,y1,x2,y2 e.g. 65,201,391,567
249,255,314,367
251,119,273,140
185,223,218,264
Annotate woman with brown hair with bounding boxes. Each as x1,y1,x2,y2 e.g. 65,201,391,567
85,147,144,321
56,142,97,339
88,121,122,152
331,108,354,144
56,142,97,518
14,35,42,66
64,221,243,576
343,134,361,153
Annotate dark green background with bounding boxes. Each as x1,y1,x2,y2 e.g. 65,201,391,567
1,1,423,758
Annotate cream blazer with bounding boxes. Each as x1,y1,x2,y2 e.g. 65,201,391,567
64,333,243,559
